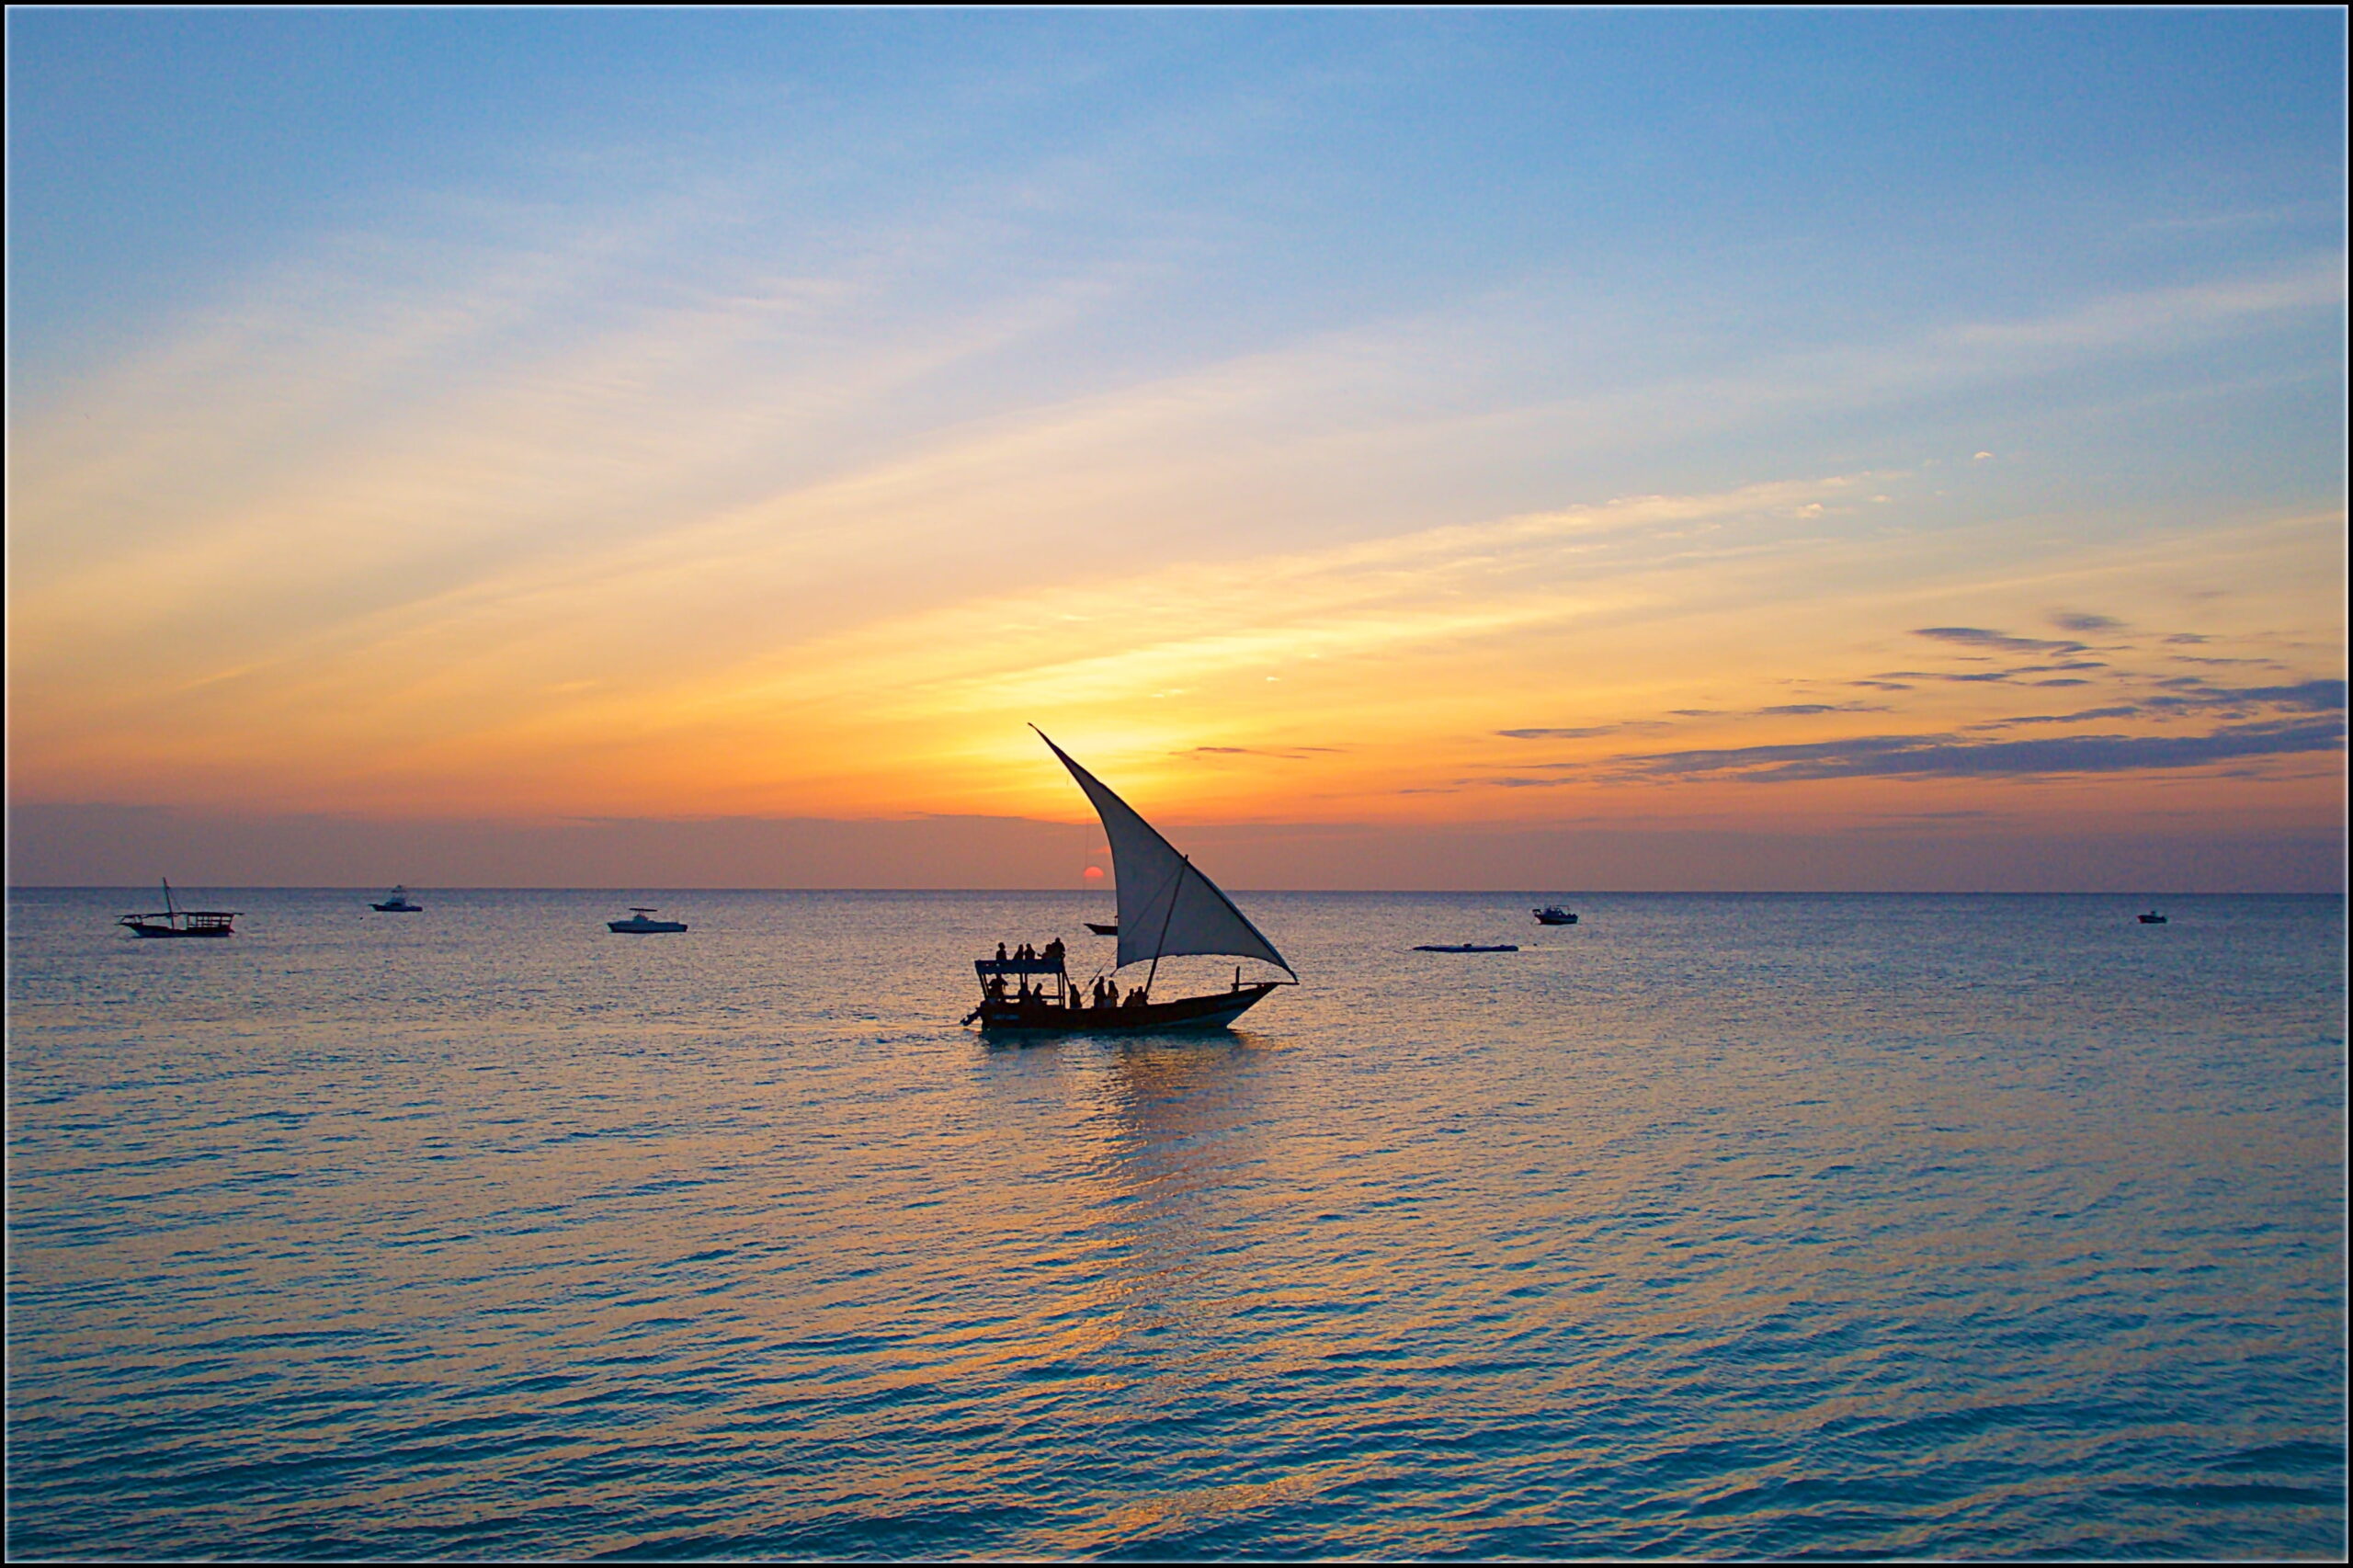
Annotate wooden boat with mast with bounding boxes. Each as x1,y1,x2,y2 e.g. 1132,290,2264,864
118,880,240,937
962,729,1296,1033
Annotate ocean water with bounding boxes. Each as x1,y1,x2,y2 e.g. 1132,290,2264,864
6,888,2344,1562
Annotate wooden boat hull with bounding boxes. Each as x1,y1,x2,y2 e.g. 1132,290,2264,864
121,923,233,937
975,982,1280,1034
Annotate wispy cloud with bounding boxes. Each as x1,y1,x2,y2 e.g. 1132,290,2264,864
1913,626,2092,654
1607,716,2344,783
2139,678,2347,713
1969,706,2147,730
1496,722,1674,740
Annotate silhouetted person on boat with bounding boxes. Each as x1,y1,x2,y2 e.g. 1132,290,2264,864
996,942,1007,961
1043,937,1064,966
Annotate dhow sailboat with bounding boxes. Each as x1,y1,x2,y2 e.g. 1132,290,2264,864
119,880,240,937
963,729,1295,1032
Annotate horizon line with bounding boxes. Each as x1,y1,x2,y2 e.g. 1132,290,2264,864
9,885,2342,897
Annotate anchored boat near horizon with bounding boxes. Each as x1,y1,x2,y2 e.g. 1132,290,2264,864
118,880,240,938
963,729,1295,1033
609,907,688,934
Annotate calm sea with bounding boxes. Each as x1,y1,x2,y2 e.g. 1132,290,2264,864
6,889,2344,1561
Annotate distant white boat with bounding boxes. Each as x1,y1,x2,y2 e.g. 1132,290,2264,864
609,907,688,934
370,885,424,913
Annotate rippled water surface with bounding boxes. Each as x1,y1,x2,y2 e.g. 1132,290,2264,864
7,889,2345,1560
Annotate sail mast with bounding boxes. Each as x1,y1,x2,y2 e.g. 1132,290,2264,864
1141,855,1188,997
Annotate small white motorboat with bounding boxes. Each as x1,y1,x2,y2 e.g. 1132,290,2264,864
608,907,688,934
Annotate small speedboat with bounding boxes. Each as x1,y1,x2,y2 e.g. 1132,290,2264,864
1533,906,1578,925
370,885,423,913
2138,910,2168,924
1415,943,1519,953
608,907,688,934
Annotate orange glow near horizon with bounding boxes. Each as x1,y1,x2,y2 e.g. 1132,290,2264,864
9,472,2342,846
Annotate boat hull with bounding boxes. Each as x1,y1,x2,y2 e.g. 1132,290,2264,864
975,983,1280,1034
608,921,688,934
121,923,233,937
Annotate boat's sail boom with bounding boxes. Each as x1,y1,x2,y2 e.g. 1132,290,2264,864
1034,728,1293,978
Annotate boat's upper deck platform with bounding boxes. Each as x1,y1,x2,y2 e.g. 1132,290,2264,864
975,957,1066,977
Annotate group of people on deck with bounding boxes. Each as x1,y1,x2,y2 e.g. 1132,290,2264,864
1087,975,1151,1011
982,935,1146,1011
993,938,1064,965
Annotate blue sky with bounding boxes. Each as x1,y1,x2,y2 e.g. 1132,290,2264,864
7,8,2344,887
14,9,2340,387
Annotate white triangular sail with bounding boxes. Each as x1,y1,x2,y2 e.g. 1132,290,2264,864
1036,730,1292,977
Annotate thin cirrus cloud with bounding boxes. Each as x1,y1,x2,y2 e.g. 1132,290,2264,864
1870,665,2106,684
1962,680,2347,731
1183,745,1344,760
1599,715,2345,784
1495,723,1673,740
2140,678,2347,712
15,242,2340,636
1498,705,1881,738
1968,707,2149,730
1911,627,2094,654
